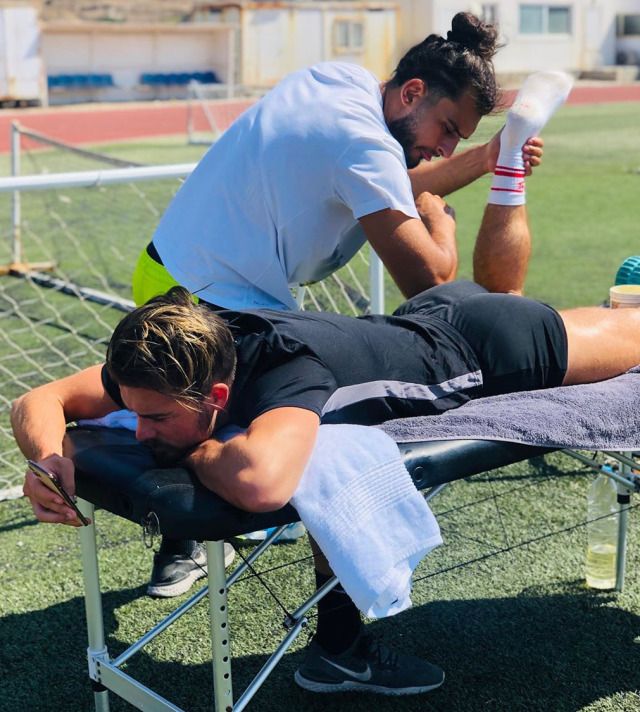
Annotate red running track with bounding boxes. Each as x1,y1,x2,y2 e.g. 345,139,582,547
0,83,638,154
0,98,255,153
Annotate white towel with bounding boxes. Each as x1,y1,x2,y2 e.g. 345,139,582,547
291,424,442,619
78,409,138,431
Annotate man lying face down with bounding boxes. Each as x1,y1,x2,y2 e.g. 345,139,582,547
13,282,640,695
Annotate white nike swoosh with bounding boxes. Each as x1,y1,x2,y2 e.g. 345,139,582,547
321,657,372,682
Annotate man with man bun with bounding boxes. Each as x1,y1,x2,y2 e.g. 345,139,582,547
131,12,554,595
135,12,545,310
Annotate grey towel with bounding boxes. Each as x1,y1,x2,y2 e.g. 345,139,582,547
380,368,640,451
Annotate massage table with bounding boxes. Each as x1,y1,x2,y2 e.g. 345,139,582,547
65,425,639,712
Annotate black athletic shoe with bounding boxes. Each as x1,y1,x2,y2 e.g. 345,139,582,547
146,542,235,598
294,633,444,695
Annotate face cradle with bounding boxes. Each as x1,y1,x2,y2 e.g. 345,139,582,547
387,89,482,169
120,385,217,464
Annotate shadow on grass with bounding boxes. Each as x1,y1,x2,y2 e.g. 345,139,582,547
0,512,42,535
1,582,639,712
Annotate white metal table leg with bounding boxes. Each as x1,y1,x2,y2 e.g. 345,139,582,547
207,540,233,711
78,498,110,712
615,454,634,592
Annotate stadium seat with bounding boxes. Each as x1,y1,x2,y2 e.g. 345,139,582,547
47,73,115,91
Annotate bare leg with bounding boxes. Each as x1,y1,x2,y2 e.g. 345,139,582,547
473,204,531,294
561,307,640,385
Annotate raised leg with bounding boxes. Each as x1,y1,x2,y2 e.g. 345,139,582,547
475,71,572,295
473,204,531,294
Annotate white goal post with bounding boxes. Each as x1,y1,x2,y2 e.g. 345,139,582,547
0,130,386,498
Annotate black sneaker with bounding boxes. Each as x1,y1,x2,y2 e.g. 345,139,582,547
146,542,236,598
294,633,444,695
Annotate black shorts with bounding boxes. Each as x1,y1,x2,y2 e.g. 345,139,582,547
393,281,568,397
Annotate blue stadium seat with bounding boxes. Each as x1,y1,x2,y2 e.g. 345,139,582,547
200,70,220,84
140,73,161,85
73,74,90,88
139,70,220,87
48,73,114,92
89,74,114,88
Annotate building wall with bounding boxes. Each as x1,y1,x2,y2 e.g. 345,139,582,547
16,0,640,108
0,4,46,104
491,1,617,73
240,2,397,87
42,22,236,101
394,0,638,74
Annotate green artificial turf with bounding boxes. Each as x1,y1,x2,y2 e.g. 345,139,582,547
1,454,640,711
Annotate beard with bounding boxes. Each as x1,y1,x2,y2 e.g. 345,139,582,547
144,406,217,466
387,112,420,168
145,439,193,466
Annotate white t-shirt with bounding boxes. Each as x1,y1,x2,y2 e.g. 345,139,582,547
154,62,419,310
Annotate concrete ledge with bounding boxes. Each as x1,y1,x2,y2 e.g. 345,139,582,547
578,66,639,83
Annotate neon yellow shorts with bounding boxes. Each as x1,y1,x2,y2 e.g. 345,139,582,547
131,247,183,307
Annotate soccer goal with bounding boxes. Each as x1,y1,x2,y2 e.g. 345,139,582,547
0,125,196,497
0,123,388,498
186,80,231,146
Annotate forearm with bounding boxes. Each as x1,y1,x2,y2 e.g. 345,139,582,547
398,195,458,294
11,391,68,461
360,207,457,299
184,436,258,510
421,223,458,285
186,437,299,512
184,409,319,513
372,224,456,298
15,365,118,524
409,142,490,198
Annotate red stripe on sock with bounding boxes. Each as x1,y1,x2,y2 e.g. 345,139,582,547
491,185,525,193
496,164,525,177
495,163,525,173
494,168,526,178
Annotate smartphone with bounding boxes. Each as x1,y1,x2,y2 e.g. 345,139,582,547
27,459,90,526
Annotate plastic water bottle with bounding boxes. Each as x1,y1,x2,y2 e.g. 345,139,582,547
585,467,618,590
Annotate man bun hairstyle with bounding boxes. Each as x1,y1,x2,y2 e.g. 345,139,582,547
106,286,237,409
447,11,498,62
392,11,500,116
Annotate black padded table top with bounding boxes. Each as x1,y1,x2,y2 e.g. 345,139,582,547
65,427,554,541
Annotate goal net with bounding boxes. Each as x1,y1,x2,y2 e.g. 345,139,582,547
186,81,232,146
0,127,387,498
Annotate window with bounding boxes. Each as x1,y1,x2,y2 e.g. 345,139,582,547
333,20,364,52
519,5,571,34
481,4,499,26
617,15,640,37
520,5,543,33
548,6,570,33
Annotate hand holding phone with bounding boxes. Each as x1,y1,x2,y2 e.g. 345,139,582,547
27,459,90,526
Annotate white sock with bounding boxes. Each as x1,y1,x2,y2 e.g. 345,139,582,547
489,71,573,206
